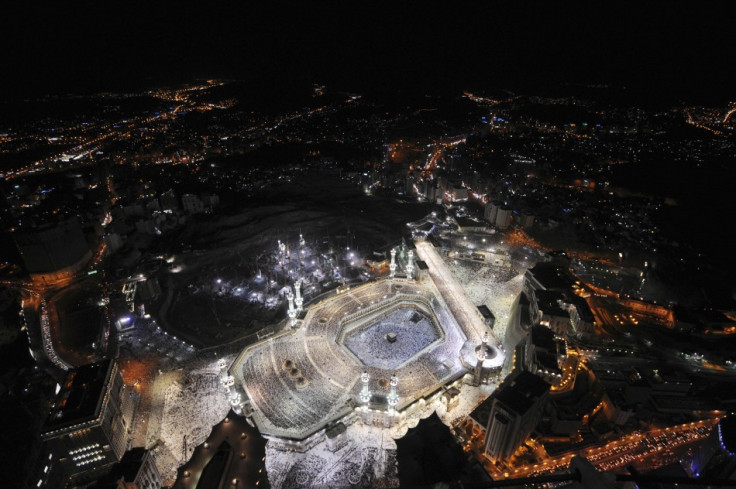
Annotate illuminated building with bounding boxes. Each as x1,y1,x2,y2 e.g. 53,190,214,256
88,447,161,489
229,240,504,451
456,217,487,233
536,290,571,335
467,331,502,386
524,325,564,385
470,371,550,462
365,250,390,273
564,296,596,335
495,207,512,230
517,212,535,229
484,200,502,224
40,359,136,487
447,185,468,202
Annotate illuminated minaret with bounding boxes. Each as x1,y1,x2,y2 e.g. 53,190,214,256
473,331,490,386
218,359,243,414
406,250,415,280
474,343,486,386
389,248,397,278
287,288,296,327
360,371,371,405
294,280,303,312
387,374,399,415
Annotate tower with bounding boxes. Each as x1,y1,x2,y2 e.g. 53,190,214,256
287,288,297,327
406,250,415,280
388,374,399,413
472,331,493,386
360,371,371,405
41,360,135,484
218,360,243,415
294,280,303,312
474,342,487,386
389,248,397,278
483,371,550,461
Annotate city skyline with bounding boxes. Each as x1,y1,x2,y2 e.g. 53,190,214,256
2,3,736,102
1,3,736,489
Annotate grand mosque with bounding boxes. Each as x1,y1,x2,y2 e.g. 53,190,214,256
220,239,505,451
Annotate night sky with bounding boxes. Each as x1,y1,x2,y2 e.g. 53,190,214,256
2,2,736,101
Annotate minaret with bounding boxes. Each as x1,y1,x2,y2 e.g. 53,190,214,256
218,359,243,414
474,344,486,386
473,331,490,386
228,390,242,415
406,250,415,280
287,288,297,327
387,374,399,415
360,371,371,405
294,280,303,312
389,248,397,278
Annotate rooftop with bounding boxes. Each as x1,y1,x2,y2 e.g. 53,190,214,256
477,305,495,320
527,263,575,291
495,371,550,416
89,447,150,489
42,359,113,433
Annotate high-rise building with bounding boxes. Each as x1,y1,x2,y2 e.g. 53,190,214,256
525,325,564,385
517,211,535,229
41,359,136,487
181,194,205,214
484,200,502,224
88,447,161,489
476,371,550,462
495,207,512,229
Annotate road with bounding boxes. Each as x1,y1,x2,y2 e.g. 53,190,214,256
483,418,716,479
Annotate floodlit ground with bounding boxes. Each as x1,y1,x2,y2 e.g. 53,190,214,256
230,279,471,440
264,378,500,489
266,422,400,489
445,255,528,351
144,355,233,483
156,177,432,347
343,307,441,369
